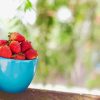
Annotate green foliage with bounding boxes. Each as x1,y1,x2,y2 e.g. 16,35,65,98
7,0,99,88
86,74,100,89
24,0,32,11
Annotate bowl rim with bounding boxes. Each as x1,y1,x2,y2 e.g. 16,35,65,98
0,57,38,62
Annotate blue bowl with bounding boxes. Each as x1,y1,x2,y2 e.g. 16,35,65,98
0,57,38,93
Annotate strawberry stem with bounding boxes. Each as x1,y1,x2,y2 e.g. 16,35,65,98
8,32,12,37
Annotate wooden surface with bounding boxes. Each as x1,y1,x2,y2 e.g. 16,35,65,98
0,88,100,100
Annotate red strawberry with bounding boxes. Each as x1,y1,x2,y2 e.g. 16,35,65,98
12,53,25,60
8,32,25,42
0,45,12,58
9,41,21,54
21,40,32,52
0,40,8,46
25,49,38,60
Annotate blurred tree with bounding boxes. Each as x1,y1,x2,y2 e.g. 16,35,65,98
7,0,100,88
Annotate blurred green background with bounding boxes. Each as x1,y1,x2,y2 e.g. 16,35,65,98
0,0,100,89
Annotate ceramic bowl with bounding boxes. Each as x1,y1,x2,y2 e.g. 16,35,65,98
0,57,38,93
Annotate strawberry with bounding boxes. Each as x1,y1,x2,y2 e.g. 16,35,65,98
21,40,32,52
12,53,25,60
25,49,38,60
9,41,21,54
0,45,12,58
8,32,25,42
0,40,8,46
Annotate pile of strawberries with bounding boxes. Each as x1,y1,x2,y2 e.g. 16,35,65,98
0,32,38,60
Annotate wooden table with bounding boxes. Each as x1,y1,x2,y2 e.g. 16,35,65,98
0,88,100,100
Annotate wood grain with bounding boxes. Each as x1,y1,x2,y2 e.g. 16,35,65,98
0,88,99,100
